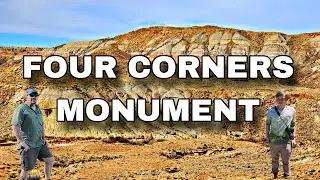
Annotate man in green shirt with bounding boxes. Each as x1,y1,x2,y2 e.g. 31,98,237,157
266,90,297,179
12,88,55,180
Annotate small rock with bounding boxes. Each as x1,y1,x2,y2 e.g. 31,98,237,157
309,169,315,174
226,147,235,151
205,150,214,156
226,131,231,136
190,134,198,138
234,131,244,137
165,167,180,173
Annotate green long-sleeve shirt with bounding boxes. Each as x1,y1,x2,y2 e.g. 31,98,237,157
266,105,296,144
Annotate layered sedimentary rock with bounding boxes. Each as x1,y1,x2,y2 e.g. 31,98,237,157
0,26,319,139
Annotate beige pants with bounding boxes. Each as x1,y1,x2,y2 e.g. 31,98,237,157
270,141,292,176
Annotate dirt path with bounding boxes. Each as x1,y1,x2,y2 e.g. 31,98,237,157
1,135,319,179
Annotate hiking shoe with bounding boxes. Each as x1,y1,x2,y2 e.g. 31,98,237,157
273,172,278,179
27,175,41,180
283,175,291,179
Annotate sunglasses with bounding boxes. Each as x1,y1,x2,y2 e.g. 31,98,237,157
29,93,39,97
276,97,285,101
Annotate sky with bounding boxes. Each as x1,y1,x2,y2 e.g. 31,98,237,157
0,0,319,47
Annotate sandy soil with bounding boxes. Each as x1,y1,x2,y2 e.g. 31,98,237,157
1,134,319,180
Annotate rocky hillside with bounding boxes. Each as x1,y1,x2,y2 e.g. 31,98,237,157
0,26,319,145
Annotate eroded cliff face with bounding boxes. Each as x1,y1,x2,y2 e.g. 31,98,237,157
35,26,320,87
0,26,319,144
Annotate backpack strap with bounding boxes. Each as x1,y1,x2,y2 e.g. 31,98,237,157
274,106,290,128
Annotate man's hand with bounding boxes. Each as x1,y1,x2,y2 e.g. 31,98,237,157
292,138,297,148
20,141,30,151
44,138,49,147
12,125,29,151
265,136,270,145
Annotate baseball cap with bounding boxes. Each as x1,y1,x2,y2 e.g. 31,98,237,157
27,88,39,96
